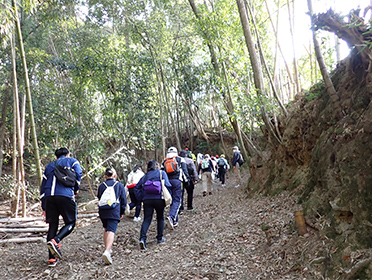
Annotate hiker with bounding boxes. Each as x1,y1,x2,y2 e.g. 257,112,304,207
134,160,171,250
217,154,230,187
198,154,215,196
179,150,198,212
40,147,82,267
232,146,244,188
97,167,127,265
185,147,196,162
162,147,190,229
210,156,218,180
196,151,203,166
126,164,145,222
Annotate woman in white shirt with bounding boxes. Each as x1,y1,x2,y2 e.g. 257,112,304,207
126,164,145,222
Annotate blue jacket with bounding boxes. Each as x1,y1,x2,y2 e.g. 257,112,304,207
97,178,127,221
40,156,83,210
134,170,171,202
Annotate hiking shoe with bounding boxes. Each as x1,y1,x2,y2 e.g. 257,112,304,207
47,239,62,259
133,216,141,222
166,216,174,230
173,222,179,228
179,210,184,215
102,250,112,265
157,237,165,244
187,207,194,211
125,204,130,216
48,258,58,267
139,239,147,250
202,191,207,197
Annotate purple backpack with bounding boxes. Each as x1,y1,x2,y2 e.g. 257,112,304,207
144,180,162,195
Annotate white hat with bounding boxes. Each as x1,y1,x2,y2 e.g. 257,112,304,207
233,146,239,150
168,147,178,154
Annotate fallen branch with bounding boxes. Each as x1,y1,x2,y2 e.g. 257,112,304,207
344,258,372,279
0,227,48,233
0,237,44,243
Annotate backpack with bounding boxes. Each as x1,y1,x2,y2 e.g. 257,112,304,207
99,182,119,209
238,153,244,166
217,158,226,167
54,161,77,187
144,180,162,195
163,156,180,174
201,159,210,169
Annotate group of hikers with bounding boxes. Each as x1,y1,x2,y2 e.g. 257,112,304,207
40,146,244,267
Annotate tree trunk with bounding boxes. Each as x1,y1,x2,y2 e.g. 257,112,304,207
307,0,340,116
13,0,43,187
236,0,282,147
287,0,300,95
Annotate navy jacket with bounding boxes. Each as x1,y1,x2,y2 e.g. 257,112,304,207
198,159,214,173
134,170,171,202
40,156,82,210
162,156,189,182
232,151,241,167
97,178,127,221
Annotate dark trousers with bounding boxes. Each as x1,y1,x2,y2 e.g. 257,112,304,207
180,181,194,210
128,188,141,218
219,167,226,184
140,199,165,242
45,196,77,259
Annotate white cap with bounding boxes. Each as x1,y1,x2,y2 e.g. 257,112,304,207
168,147,178,154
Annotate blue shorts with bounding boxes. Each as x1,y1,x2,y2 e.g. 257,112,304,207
101,219,119,233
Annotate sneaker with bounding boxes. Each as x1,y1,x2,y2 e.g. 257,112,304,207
166,216,174,230
222,184,226,187
157,237,165,244
187,207,194,211
102,250,112,265
139,239,147,250
202,191,207,197
209,192,212,195
133,216,141,222
179,210,184,215
173,222,179,228
47,239,62,259
235,184,241,188
48,258,58,267
125,204,130,216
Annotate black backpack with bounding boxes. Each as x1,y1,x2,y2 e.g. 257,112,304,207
237,153,244,166
54,161,77,187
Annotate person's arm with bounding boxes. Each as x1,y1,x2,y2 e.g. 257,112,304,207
72,159,83,194
134,176,145,201
119,183,127,218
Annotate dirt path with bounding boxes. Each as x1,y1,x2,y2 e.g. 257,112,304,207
0,176,327,280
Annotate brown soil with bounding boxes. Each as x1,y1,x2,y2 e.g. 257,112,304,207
0,172,330,280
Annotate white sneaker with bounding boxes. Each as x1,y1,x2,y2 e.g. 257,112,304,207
102,250,112,265
133,217,141,222
235,184,240,188
125,204,130,216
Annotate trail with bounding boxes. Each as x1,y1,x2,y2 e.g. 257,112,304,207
0,176,326,280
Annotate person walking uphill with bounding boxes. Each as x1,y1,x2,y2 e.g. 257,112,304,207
217,154,230,187
162,147,190,230
97,168,127,265
126,164,145,222
40,147,82,267
134,160,172,250
198,154,215,196
232,146,244,188
179,150,198,211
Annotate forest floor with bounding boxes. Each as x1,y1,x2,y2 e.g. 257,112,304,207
0,171,332,280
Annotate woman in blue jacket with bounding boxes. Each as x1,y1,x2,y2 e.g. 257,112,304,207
97,168,127,265
135,160,171,250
